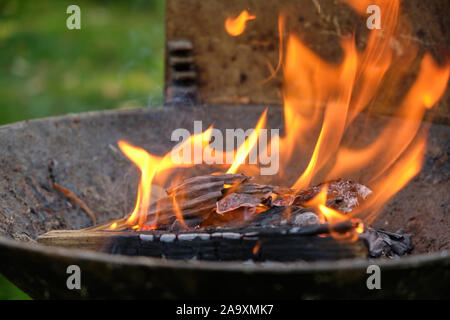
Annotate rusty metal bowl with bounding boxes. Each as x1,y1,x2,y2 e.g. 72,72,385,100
0,105,448,299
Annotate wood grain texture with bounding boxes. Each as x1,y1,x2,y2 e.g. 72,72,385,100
37,225,368,261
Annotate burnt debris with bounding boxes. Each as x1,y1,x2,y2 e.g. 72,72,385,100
360,228,414,258
38,173,414,261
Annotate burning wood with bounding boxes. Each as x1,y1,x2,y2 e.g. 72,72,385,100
216,193,263,214
360,228,414,258
86,173,369,232
38,220,368,261
38,173,413,260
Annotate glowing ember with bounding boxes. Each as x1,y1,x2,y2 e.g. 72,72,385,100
225,10,256,36
253,240,262,255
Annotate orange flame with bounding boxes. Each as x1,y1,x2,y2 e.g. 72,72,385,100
263,13,286,83
272,0,449,229
117,0,449,233
351,135,427,224
118,126,213,229
225,10,256,36
289,37,358,190
304,185,364,240
227,108,267,174
253,240,262,255
118,141,161,226
119,111,270,229
327,54,449,185
172,193,188,230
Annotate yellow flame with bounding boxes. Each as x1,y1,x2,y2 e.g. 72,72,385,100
290,37,358,190
172,194,188,230
263,13,285,83
351,136,427,224
326,54,449,184
118,126,214,229
225,10,256,36
227,108,267,174
116,0,449,232
279,0,449,228
303,185,364,241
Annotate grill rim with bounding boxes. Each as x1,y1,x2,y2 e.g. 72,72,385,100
1,236,449,273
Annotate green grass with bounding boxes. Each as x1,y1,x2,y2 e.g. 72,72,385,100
0,275,31,300
0,0,165,125
0,0,165,298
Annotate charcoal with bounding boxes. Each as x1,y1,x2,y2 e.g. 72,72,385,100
291,212,320,227
360,228,414,258
293,179,372,213
216,193,263,214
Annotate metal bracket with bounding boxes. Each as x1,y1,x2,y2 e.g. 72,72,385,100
165,40,199,106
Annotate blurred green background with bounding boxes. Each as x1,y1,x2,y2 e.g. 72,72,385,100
0,0,165,298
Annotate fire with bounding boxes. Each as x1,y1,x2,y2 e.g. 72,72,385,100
276,0,449,228
118,112,269,229
172,193,188,230
351,136,427,224
253,240,262,255
286,36,358,190
303,185,364,240
118,141,169,227
225,10,256,36
117,0,448,233
118,126,214,229
326,54,449,185
226,108,267,174
263,13,285,83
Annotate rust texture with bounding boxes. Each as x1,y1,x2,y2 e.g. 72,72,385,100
166,0,449,123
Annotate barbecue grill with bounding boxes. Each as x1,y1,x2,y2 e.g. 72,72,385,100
0,0,448,299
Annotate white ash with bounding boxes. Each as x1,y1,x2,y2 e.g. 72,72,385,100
356,183,372,199
328,180,373,212
160,233,176,242
197,233,212,240
139,234,154,242
177,233,199,241
292,212,320,227
211,232,223,238
222,232,242,239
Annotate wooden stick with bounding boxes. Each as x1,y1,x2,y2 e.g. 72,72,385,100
53,183,97,225
37,224,367,261
166,173,248,194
